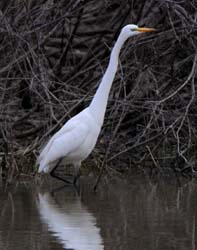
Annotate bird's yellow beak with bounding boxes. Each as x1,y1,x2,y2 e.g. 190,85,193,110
136,27,156,32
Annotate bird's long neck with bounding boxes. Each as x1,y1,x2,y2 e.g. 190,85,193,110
89,31,128,126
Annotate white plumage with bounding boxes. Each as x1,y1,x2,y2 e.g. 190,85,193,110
37,24,155,183
38,108,100,173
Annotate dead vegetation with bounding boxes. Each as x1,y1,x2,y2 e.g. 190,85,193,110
0,0,197,180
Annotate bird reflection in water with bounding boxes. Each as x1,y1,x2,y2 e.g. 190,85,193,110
37,189,104,250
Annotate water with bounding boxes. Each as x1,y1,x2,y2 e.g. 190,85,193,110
0,176,196,250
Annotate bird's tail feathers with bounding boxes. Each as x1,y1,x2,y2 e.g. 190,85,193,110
38,159,50,173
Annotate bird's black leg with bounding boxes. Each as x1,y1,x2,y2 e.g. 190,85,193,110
73,168,81,185
50,159,72,184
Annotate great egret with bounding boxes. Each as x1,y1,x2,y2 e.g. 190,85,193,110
37,24,155,184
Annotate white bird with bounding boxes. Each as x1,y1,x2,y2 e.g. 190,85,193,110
37,24,155,184
38,193,104,250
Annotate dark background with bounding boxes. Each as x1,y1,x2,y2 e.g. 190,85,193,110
0,0,196,178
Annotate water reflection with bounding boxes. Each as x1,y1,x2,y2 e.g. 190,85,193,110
37,188,104,250
0,177,197,250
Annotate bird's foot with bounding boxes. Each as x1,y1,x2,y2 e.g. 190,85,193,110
50,171,73,185
73,169,81,185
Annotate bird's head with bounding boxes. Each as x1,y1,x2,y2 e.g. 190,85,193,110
122,24,156,37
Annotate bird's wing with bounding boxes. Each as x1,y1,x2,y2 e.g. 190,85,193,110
38,109,89,163
38,118,89,172
38,119,76,164
47,123,88,162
